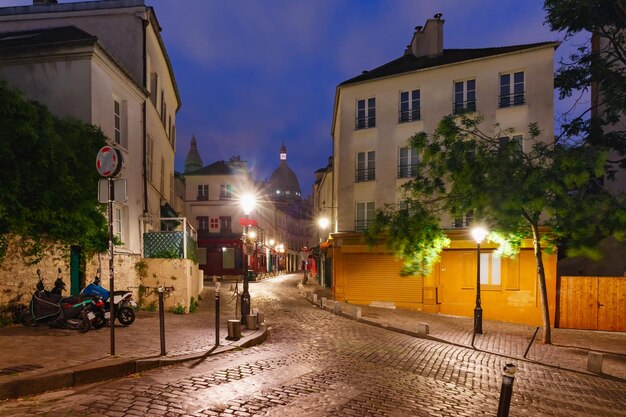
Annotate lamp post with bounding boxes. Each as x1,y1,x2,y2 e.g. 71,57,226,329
317,217,329,285
240,193,256,324
471,226,488,335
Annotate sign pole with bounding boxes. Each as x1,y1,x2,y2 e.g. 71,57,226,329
108,177,116,356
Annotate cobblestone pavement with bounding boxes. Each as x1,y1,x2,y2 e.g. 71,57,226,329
0,274,624,417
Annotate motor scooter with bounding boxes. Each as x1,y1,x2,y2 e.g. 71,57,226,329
19,269,95,333
51,269,108,330
81,271,136,326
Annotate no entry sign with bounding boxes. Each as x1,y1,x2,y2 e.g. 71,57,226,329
96,146,123,177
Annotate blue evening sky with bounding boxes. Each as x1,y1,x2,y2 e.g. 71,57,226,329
2,0,587,196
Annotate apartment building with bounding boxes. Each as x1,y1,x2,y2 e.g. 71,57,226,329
329,15,559,326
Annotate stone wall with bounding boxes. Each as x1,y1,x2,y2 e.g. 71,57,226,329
138,258,203,313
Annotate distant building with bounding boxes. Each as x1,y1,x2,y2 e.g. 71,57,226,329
183,140,314,277
328,14,559,326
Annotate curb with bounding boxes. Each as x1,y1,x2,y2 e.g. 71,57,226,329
0,323,268,401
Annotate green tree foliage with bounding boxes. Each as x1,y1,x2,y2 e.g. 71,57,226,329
544,0,626,161
0,81,108,263
368,114,626,344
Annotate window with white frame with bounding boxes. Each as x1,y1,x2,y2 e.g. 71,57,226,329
480,252,502,286
355,201,375,232
355,151,375,182
399,89,420,123
197,184,208,200
197,216,209,231
146,135,154,183
356,97,376,130
499,71,525,108
220,184,233,200
453,79,476,114
210,218,219,230
220,216,232,233
160,157,165,196
498,134,523,154
453,211,474,228
113,98,127,148
398,146,419,178
113,205,127,244
150,72,158,105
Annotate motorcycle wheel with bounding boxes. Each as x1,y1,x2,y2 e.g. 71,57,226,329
91,310,106,330
117,306,135,326
19,311,36,327
77,315,91,333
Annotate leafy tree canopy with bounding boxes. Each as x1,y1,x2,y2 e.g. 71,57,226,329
0,81,108,263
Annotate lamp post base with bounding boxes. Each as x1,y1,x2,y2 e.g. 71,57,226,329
474,306,483,335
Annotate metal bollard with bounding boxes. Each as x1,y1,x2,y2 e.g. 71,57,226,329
214,283,221,347
227,319,241,340
157,286,166,356
496,363,517,417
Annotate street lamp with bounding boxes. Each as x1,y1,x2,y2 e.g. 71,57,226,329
317,217,330,285
240,193,256,324
471,226,488,335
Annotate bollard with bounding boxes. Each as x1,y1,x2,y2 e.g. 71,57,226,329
227,319,241,340
214,283,221,347
496,363,517,417
157,286,166,356
417,322,429,335
246,314,258,330
257,311,265,324
587,352,604,373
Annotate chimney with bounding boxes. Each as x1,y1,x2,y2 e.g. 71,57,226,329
33,0,58,4
410,13,444,58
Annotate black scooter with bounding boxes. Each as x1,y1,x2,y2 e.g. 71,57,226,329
19,269,95,333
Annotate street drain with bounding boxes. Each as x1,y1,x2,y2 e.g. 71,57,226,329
0,364,43,376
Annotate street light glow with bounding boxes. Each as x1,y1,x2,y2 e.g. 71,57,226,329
240,193,256,215
318,217,330,230
248,230,257,240
471,226,488,244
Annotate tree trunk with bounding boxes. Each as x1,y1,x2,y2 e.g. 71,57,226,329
530,222,552,344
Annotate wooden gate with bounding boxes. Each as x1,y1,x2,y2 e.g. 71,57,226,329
558,276,626,331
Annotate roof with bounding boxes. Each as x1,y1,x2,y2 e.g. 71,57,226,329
339,42,559,86
0,26,96,50
270,162,301,195
186,160,246,176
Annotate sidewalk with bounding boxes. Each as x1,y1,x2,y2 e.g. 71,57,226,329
304,281,626,381
0,282,267,400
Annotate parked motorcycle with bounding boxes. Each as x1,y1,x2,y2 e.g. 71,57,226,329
50,268,108,330
81,272,136,326
19,269,95,333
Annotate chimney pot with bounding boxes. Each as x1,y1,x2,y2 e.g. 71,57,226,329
434,13,443,19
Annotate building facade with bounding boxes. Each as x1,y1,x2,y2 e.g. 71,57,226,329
329,15,558,326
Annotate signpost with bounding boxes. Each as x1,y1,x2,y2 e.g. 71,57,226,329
96,146,123,356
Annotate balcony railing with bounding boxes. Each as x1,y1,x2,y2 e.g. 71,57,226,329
398,109,420,123
355,220,370,232
355,168,376,182
397,164,418,178
499,92,525,108
355,116,376,130
453,100,476,115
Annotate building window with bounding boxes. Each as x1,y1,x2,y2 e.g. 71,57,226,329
355,151,375,182
220,216,232,233
146,135,154,183
355,98,376,130
160,90,165,122
113,98,127,148
453,79,476,114
398,146,419,178
113,206,123,240
355,201,374,232
453,211,474,228
480,252,502,286
197,216,209,231
220,184,233,200
160,157,165,196
197,184,208,200
399,89,420,123
150,72,158,105
498,135,523,154
210,218,219,230
499,71,525,108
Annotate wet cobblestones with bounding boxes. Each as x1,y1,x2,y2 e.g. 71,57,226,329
0,274,624,417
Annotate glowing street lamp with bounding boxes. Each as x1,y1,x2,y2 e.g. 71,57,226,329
471,226,488,335
239,193,257,324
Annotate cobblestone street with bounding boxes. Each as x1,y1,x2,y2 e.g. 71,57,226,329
0,274,624,417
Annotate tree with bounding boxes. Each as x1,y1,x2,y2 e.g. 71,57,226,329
544,0,626,164
0,81,109,263
367,114,626,344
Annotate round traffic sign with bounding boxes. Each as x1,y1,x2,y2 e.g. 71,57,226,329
96,146,123,177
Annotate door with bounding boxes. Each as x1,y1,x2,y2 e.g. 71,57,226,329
597,277,626,331
70,246,81,296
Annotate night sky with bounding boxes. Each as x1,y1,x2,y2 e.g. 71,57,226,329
2,0,585,195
